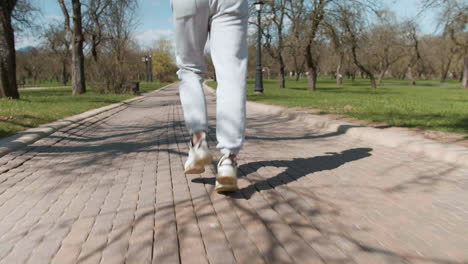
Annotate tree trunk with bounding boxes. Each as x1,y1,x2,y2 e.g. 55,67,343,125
336,52,343,85
451,71,458,80
369,74,376,89
295,61,305,82
350,46,376,89
91,35,99,62
278,55,285,88
71,0,86,95
308,67,318,91
377,66,388,85
305,43,317,91
293,55,299,82
408,65,416,86
0,0,19,99
440,55,453,83
61,60,68,85
463,56,468,89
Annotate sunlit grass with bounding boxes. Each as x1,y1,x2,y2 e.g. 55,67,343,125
207,78,468,135
0,81,167,139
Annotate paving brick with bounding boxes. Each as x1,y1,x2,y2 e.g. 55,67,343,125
0,84,467,264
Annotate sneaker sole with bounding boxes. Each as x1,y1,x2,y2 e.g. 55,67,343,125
215,182,239,193
184,166,205,174
184,155,213,174
215,177,238,193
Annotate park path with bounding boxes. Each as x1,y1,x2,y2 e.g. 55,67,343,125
0,83,467,264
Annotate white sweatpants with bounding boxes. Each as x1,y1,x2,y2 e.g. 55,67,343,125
171,0,248,156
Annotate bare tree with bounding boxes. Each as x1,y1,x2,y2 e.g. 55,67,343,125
0,0,19,98
261,0,289,88
324,19,346,85
422,0,467,88
0,0,36,98
58,0,86,95
370,10,406,84
84,0,111,62
440,2,467,88
43,23,71,85
301,0,330,91
292,0,379,90
436,37,457,82
403,21,424,86
88,0,138,93
338,3,377,89
285,0,307,82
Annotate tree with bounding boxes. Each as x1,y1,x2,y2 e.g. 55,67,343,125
86,0,138,93
324,18,346,85
0,0,35,98
301,0,329,91
260,0,289,88
422,0,468,88
338,3,378,89
58,0,86,95
402,21,424,86
370,10,406,84
43,23,71,85
434,37,457,82
0,0,20,98
285,0,307,82
152,39,177,82
291,0,379,90
440,1,467,88
83,0,111,62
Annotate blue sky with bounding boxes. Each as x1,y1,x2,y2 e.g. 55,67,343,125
16,0,438,49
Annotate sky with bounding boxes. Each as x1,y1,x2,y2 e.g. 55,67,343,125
16,0,439,49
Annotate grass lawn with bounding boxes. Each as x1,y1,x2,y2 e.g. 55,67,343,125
207,78,468,135
21,80,69,88
0,81,167,139
139,81,169,93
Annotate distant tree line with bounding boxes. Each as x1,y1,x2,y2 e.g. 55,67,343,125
1,0,466,99
1,0,177,99
240,0,467,90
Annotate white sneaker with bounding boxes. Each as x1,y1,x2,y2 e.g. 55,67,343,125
184,134,213,174
215,155,239,192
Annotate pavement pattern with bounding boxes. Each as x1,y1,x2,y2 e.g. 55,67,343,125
0,83,467,264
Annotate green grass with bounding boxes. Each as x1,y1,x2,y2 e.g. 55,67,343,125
207,78,468,135
21,80,69,88
0,81,166,139
139,81,169,93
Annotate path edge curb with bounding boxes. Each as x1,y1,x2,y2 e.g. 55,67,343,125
203,82,468,168
0,83,174,158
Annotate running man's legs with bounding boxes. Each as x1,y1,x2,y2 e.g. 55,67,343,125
172,0,210,135
209,0,249,156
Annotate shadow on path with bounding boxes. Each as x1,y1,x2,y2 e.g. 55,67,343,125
193,148,373,200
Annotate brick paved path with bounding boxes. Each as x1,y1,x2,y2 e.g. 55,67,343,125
0,83,467,264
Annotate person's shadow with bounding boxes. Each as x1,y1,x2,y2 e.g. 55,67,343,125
192,148,373,199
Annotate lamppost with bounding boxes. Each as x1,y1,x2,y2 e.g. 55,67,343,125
254,1,264,94
141,55,153,82
149,55,153,82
